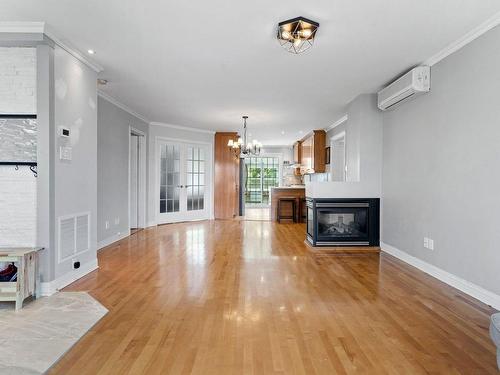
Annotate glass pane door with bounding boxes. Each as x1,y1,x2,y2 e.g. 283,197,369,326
158,141,210,224
244,157,279,206
159,143,180,214
187,146,205,211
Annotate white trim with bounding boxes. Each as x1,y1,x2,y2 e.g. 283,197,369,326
330,131,346,142
98,90,149,123
381,242,500,310
97,230,130,251
325,115,348,132
150,121,215,134
129,127,147,232
0,22,103,72
0,21,45,33
330,131,347,182
43,24,103,73
40,258,98,296
424,11,500,66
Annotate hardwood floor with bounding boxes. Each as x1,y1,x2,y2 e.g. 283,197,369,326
244,207,271,221
50,220,498,374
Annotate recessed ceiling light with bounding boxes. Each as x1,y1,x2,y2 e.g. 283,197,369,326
281,130,285,135
87,49,95,55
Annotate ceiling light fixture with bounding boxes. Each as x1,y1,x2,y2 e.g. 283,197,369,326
277,16,319,54
227,116,262,157
87,49,95,55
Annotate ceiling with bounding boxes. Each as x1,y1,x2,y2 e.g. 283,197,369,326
1,1,499,145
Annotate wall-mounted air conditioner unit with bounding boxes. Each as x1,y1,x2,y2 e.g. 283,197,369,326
377,66,430,111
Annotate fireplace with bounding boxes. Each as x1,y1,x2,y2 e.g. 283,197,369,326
306,198,380,246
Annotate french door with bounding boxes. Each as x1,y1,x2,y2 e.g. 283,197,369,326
157,139,210,223
244,156,280,206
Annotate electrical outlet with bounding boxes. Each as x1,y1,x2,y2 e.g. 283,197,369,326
72,259,80,269
114,217,120,225
105,221,110,229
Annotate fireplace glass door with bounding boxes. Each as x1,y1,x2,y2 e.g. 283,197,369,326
316,207,369,243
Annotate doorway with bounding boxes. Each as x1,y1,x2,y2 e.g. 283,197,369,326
129,128,146,234
330,132,346,182
242,156,280,220
156,139,211,224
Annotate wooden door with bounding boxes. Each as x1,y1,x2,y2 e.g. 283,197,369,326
214,132,239,219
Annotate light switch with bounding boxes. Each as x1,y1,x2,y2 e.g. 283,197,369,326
59,146,72,160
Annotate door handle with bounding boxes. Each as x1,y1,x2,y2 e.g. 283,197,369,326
177,185,184,188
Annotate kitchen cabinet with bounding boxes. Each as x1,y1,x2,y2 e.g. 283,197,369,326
293,141,302,176
293,141,302,163
300,130,326,174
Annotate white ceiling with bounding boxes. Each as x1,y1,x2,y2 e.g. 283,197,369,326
1,1,500,145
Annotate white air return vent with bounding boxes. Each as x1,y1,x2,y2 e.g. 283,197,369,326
59,217,75,260
377,66,430,111
58,212,90,263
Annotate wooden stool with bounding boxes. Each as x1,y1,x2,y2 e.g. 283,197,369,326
277,197,296,223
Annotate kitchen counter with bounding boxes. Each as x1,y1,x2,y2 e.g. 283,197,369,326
270,187,305,222
272,185,306,189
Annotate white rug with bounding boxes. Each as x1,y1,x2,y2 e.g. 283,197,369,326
0,292,107,374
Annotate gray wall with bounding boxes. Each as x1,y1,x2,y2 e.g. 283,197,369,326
326,94,383,193
382,25,500,295
97,96,149,243
53,45,98,279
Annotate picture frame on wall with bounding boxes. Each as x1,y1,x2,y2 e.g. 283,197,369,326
325,146,330,165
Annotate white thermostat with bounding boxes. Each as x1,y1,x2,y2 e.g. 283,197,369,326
58,126,70,137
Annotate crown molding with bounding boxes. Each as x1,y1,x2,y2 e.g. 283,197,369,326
0,21,45,33
325,114,348,132
150,122,215,134
0,21,103,73
424,11,500,66
97,90,149,123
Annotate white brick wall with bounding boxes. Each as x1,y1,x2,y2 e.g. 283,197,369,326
0,47,37,247
0,166,37,246
0,47,36,114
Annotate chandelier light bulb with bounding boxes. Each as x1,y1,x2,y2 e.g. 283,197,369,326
227,116,261,157
300,29,312,38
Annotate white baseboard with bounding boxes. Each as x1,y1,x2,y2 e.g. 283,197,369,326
146,221,157,228
381,242,500,311
97,230,130,251
40,258,98,296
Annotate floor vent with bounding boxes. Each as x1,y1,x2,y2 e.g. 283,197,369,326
58,212,90,263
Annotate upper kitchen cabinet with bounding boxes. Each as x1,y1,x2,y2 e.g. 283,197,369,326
300,130,326,174
293,141,302,164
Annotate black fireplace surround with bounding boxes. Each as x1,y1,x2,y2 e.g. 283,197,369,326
306,198,380,247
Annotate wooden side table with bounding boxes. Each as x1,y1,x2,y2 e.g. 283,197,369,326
0,247,43,310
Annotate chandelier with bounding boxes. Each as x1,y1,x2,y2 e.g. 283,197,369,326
277,16,320,54
227,116,262,157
